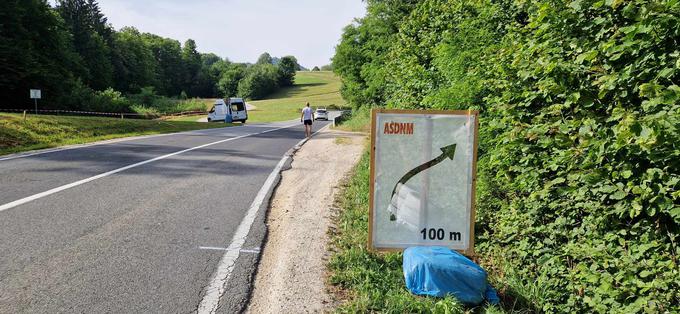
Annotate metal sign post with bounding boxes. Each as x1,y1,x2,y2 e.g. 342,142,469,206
30,89,41,114
368,109,479,255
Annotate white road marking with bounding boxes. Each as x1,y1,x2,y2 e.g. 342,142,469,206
199,246,261,254
199,246,231,251
0,124,298,213
197,153,290,314
197,125,328,314
239,248,262,254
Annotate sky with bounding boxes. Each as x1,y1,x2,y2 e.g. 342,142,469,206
94,0,367,68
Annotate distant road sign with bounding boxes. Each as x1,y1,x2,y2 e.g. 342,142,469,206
369,109,479,254
30,89,41,99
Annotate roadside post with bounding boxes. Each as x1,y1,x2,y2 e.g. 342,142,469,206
30,89,41,114
368,109,479,255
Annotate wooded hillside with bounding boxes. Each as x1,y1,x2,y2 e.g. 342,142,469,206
1,0,300,113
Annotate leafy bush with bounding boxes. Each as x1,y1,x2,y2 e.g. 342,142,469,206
217,64,247,97
61,81,132,113
237,64,279,99
174,99,207,112
129,104,161,118
128,86,159,106
333,0,680,312
129,98,205,117
91,88,131,112
474,1,680,312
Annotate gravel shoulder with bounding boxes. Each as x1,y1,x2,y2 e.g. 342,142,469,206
247,128,365,313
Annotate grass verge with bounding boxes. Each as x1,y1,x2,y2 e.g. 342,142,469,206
248,71,348,123
164,115,206,122
0,113,230,156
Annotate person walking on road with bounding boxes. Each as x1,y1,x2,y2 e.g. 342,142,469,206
301,102,313,138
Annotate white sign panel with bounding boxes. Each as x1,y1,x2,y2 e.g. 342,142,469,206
369,109,479,254
30,89,41,99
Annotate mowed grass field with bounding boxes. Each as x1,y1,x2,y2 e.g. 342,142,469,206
164,114,206,122
0,113,229,156
247,71,347,123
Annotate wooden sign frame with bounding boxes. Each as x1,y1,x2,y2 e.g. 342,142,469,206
368,109,480,256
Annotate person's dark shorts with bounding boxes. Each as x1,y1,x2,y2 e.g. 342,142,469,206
304,119,313,125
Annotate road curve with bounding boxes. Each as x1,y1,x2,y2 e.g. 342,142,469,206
0,119,329,313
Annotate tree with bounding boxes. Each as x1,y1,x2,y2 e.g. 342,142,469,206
217,63,247,97
201,53,222,68
237,64,279,99
0,0,80,109
332,0,420,108
56,0,114,90
141,33,184,96
189,53,224,97
181,39,201,95
112,27,158,93
256,52,273,65
277,56,297,87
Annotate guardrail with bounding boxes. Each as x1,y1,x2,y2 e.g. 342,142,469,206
332,110,352,127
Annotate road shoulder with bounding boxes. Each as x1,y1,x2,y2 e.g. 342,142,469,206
246,128,365,313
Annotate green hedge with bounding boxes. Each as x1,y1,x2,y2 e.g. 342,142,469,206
333,0,680,312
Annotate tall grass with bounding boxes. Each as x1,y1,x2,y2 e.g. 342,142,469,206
130,99,207,118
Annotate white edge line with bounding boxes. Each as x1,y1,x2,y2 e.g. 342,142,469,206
0,123,297,213
199,247,261,254
197,150,290,314
197,124,327,314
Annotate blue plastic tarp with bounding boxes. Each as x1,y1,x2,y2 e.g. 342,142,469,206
403,246,499,305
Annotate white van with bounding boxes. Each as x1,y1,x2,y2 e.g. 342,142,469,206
207,98,248,123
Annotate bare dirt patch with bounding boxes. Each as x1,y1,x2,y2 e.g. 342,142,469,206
246,128,365,314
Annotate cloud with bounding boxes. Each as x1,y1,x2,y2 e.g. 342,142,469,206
96,0,366,67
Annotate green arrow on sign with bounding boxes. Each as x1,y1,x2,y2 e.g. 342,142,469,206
389,143,456,221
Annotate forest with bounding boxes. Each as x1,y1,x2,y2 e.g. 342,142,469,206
0,0,300,114
332,0,679,312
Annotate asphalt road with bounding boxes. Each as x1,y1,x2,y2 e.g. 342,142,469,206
0,119,331,313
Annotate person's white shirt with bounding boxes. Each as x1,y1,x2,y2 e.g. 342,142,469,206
302,107,313,121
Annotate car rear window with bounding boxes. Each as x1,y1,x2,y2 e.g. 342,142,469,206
317,110,327,113
231,102,244,111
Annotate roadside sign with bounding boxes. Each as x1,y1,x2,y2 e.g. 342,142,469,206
30,89,41,99
369,109,479,255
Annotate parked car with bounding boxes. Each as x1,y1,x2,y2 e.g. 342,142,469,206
314,108,328,120
207,98,248,123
